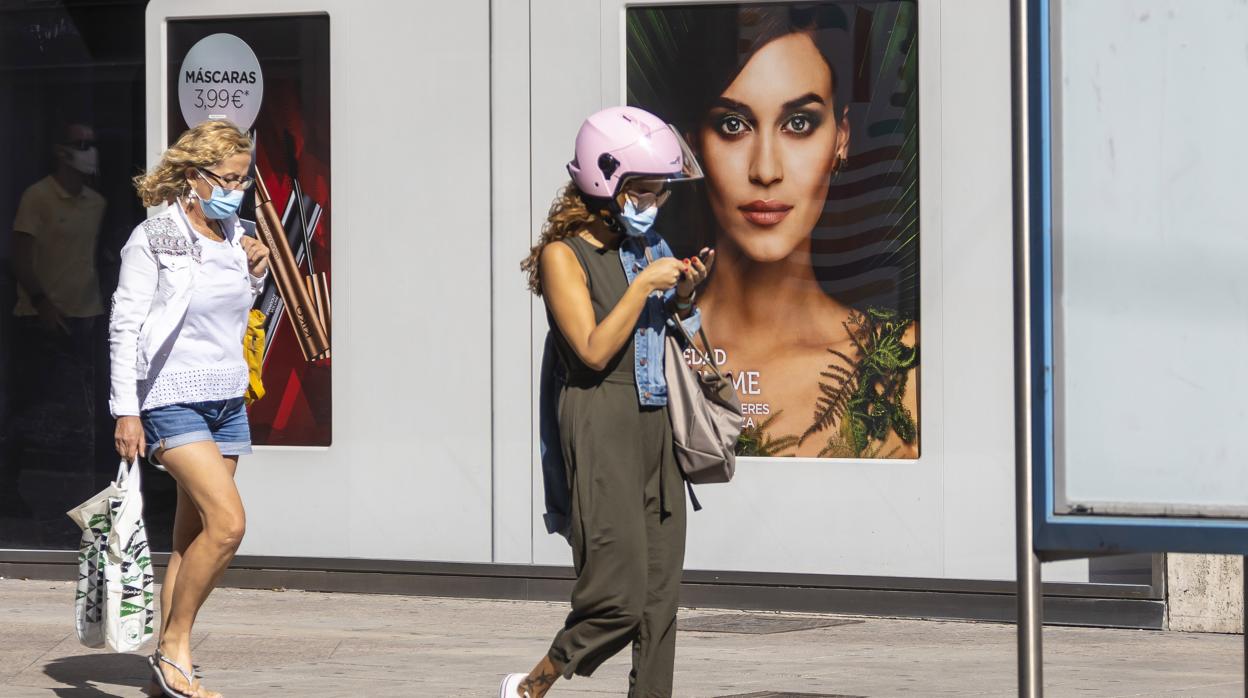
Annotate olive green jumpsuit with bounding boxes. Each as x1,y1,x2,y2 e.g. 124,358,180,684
545,235,687,698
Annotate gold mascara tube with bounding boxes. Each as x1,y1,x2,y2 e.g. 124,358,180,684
253,165,330,362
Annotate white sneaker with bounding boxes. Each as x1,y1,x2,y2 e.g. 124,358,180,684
499,672,527,698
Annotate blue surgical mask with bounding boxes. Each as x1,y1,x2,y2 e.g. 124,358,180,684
195,171,245,220
619,197,658,238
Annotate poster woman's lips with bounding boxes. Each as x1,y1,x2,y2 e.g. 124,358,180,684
738,200,793,226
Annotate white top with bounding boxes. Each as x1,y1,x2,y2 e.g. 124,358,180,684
108,204,265,418
138,228,253,411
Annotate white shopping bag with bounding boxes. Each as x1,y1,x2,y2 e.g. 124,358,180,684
67,476,117,648
67,460,156,652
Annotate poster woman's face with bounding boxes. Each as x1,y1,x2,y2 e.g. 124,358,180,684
698,32,850,263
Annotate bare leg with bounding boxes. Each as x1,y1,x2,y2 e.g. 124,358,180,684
150,457,237,697
153,443,244,697
205,459,241,592
519,655,562,697
148,484,202,697
162,483,204,632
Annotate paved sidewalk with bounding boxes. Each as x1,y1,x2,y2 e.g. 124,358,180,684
0,578,1241,697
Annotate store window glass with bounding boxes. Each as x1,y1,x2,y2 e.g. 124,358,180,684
0,0,180,552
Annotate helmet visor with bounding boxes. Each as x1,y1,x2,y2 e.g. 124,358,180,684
614,124,705,192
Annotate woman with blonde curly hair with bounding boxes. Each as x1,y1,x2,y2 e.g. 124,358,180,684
501,106,709,698
110,119,269,698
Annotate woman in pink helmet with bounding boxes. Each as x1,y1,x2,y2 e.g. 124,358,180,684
503,106,709,698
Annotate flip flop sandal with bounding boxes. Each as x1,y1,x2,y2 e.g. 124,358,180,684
148,649,199,698
149,668,203,682
146,665,204,695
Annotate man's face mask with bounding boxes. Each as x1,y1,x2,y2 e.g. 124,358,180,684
58,143,98,176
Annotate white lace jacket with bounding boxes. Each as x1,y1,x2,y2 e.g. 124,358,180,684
108,204,265,417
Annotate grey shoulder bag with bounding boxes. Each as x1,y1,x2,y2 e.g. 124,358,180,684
664,308,743,492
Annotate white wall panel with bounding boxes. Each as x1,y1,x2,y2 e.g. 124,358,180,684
147,0,495,562
146,0,1089,581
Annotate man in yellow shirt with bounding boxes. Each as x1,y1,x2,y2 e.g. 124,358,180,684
13,123,106,327
2,124,106,517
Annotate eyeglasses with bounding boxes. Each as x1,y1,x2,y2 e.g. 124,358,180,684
60,140,97,151
200,168,255,191
622,188,670,212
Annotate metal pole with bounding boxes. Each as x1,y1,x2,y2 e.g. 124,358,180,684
1012,0,1044,695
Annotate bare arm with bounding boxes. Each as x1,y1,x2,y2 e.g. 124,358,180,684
12,231,44,300
12,187,45,302
13,230,67,333
541,240,682,371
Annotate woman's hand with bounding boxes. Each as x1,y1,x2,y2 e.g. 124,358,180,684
676,247,715,299
638,257,685,293
240,236,270,278
114,416,145,462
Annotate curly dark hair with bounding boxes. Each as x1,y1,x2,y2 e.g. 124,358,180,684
521,183,601,296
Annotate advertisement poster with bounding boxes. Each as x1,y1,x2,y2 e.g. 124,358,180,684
167,16,332,446
628,2,919,459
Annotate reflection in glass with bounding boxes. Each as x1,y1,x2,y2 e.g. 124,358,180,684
0,0,175,551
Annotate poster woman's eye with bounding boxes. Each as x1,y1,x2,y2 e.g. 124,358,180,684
716,114,751,138
782,112,821,136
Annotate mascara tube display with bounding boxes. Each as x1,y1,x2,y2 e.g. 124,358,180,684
255,192,321,352
253,164,331,362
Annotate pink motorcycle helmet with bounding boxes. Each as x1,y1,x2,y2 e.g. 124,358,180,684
567,106,703,201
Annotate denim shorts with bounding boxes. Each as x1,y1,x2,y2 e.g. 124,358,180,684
141,397,253,469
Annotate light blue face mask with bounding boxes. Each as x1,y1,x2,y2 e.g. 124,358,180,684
619,197,658,238
195,171,245,220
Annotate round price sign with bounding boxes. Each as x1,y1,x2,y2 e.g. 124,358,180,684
177,33,264,130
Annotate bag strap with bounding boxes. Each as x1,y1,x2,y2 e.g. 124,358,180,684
668,312,726,378
644,246,729,383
